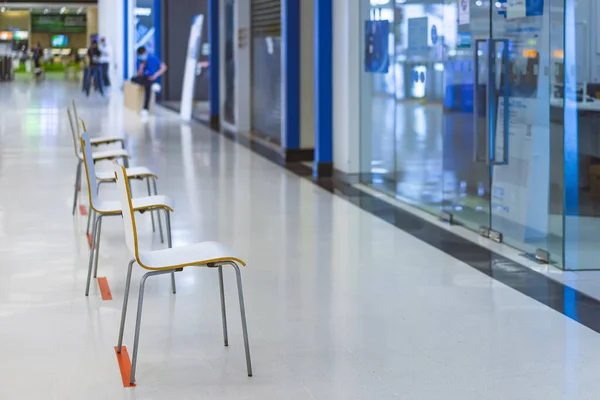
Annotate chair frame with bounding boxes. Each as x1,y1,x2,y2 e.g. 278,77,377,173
72,100,126,148
72,106,161,238
79,133,176,296
112,163,252,385
69,108,130,215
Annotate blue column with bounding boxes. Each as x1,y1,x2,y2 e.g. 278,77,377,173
209,0,220,129
153,0,161,59
123,0,129,81
282,0,300,149
313,0,333,175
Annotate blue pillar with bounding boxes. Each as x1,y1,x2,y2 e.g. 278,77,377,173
313,0,333,176
282,0,300,149
153,0,161,59
123,0,129,81
209,0,220,129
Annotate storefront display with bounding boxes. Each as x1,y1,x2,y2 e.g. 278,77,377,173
135,0,155,54
358,0,581,268
250,0,282,142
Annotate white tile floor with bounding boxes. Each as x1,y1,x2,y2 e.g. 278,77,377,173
1,80,600,399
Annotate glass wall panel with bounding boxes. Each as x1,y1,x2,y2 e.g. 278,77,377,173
223,0,236,125
360,0,445,214
563,0,600,269
548,0,565,267
250,0,282,143
251,36,281,142
359,0,565,268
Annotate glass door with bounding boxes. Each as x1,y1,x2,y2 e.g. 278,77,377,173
444,0,552,257
489,0,551,255
442,0,493,232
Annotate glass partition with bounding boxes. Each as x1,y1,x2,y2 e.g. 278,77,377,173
562,0,600,270
359,0,568,269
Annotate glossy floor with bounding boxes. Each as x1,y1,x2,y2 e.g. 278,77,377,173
1,80,600,399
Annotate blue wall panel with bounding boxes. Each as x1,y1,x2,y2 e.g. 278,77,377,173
209,0,220,119
314,0,333,167
282,0,300,149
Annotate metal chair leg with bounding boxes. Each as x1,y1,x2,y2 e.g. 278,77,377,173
230,263,252,376
72,161,82,215
164,209,176,294
218,266,228,346
123,156,130,168
117,259,135,353
156,207,164,244
130,269,175,385
92,216,103,278
86,209,94,236
164,209,173,248
85,214,103,296
146,178,156,233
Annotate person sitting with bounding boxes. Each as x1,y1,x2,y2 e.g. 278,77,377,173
131,46,167,117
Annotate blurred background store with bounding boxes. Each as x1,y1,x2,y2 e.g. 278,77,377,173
0,4,96,81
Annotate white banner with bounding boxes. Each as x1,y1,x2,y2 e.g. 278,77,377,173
181,14,204,121
506,0,527,19
459,0,470,25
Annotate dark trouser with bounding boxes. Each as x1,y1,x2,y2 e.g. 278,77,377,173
83,65,104,96
33,58,42,76
101,63,110,87
131,76,153,110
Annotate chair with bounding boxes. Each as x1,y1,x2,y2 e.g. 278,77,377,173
112,162,252,385
80,132,176,297
68,108,130,216
72,100,126,148
78,118,162,238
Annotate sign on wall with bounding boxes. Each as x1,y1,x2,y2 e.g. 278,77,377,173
506,0,544,19
364,20,389,74
135,0,155,54
31,14,87,33
459,0,470,25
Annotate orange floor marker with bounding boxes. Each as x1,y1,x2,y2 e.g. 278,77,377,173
79,205,88,216
114,346,136,387
86,233,92,249
97,277,113,300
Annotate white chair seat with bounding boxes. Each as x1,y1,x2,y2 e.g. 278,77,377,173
90,136,125,145
138,241,245,270
80,148,129,162
95,195,174,214
96,166,156,182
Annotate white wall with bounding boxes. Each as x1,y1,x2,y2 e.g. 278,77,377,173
333,0,361,174
98,0,124,88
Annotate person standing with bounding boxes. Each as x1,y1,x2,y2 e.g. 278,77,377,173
85,40,104,96
131,46,167,117
32,42,43,79
99,37,112,87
